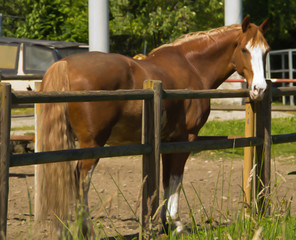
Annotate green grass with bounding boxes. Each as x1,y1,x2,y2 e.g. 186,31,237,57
10,114,296,157
11,126,34,131
11,107,34,116
198,116,296,158
181,216,296,240
200,116,296,138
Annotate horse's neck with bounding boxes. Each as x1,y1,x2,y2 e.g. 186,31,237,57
181,29,240,90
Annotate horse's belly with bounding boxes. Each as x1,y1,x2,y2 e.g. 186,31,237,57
106,100,142,145
106,117,142,145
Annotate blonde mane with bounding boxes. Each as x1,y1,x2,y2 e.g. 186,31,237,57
149,24,241,55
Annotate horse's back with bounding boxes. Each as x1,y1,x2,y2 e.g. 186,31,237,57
64,51,137,91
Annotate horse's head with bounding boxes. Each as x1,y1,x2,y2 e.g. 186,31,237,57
233,16,270,101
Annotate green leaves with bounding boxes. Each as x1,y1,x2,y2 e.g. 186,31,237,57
14,0,88,42
109,0,224,54
1,0,224,54
3,0,295,55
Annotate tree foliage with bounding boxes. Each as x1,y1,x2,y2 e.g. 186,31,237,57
109,0,224,55
14,0,88,42
0,0,224,55
243,0,296,50
0,0,295,54
0,0,27,36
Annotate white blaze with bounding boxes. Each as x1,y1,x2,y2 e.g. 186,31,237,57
246,41,267,93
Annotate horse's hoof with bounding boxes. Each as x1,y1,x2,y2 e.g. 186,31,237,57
82,219,96,240
158,221,188,236
158,223,169,235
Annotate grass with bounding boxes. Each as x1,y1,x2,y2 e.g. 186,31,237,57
198,116,296,158
11,107,34,116
185,216,296,239
11,108,35,135
11,125,34,131
11,108,35,133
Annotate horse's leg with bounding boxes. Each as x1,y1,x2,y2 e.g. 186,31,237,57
160,152,189,234
75,142,100,239
68,101,121,237
75,158,98,238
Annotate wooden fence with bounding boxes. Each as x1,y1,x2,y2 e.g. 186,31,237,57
1,79,296,239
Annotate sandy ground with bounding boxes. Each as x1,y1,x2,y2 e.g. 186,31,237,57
7,154,296,239
7,109,296,239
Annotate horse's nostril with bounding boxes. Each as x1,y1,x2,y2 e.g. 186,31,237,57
253,86,259,95
253,85,266,96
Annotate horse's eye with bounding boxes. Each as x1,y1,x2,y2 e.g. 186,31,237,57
242,48,248,54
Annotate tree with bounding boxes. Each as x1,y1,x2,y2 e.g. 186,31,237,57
1,0,295,54
109,0,224,55
0,0,225,55
15,0,88,42
0,0,27,36
9,0,224,55
243,0,296,49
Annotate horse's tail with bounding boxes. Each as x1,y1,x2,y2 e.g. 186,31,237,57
35,60,76,227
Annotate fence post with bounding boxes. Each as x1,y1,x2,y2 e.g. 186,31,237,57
0,83,11,240
140,80,162,238
255,80,272,215
243,97,254,215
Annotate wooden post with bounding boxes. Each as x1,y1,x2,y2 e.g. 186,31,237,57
263,80,272,215
255,80,272,215
140,80,162,238
243,98,254,214
0,83,11,240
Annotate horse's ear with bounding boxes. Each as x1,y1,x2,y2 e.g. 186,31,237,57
242,16,251,32
260,18,270,34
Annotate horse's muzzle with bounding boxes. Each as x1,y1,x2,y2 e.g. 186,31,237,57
249,87,266,101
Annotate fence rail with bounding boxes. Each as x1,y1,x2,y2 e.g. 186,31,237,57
10,136,264,167
11,89,154,103
10,144,152,167
2,74,296,83
0,74,43,80
1,80,296,239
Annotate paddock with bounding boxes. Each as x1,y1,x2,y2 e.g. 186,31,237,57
6,151,296,239
1,79,296,239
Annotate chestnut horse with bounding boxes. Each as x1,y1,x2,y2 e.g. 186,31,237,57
36,16,269,237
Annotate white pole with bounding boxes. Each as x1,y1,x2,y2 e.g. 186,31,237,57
88,0,109,53
224,0,242,25
222,0,243,105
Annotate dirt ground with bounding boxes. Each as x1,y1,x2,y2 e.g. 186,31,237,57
7,152,296,239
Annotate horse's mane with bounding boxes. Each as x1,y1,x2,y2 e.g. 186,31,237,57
149,24,241,55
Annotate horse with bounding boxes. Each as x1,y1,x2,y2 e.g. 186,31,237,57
36,16,270,238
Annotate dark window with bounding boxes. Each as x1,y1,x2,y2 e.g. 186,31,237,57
23,44,57,74
56,47,88,59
